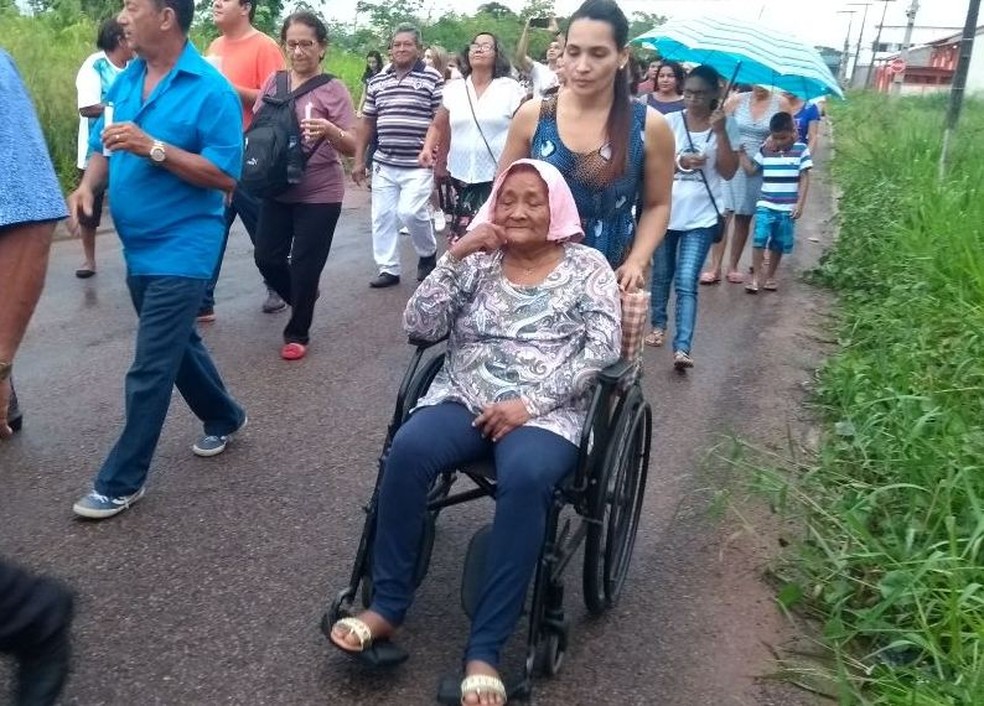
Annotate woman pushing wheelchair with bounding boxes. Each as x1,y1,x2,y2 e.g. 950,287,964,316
329,159,622,705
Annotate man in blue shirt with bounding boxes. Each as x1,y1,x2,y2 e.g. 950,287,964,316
68,0,248,520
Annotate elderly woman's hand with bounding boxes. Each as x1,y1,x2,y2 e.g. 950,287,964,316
449,223,509,260
473,400,531,442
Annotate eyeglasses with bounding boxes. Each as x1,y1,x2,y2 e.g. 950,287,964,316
469,42,495,53
285,39,316,51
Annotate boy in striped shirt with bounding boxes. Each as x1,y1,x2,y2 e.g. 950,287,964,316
738,111,812,293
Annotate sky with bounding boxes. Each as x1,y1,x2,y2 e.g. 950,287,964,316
323,0,977,51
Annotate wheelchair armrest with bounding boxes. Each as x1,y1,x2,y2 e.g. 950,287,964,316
407,335,448,350
597,359,635,386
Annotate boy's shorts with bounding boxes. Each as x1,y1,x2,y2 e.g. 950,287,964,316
753,206,795,254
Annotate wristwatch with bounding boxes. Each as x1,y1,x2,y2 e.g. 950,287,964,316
0,361,11,383
149,140,167,164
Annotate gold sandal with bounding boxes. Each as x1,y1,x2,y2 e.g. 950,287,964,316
644,328,664,348
460,674,507,705
329,617,374,653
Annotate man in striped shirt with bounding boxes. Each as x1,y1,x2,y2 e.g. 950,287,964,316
353,24,443,288
737,111,812,293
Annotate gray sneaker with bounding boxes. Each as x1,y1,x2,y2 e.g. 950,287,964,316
73,487,145,519
192,415,248,457
262,289,287,313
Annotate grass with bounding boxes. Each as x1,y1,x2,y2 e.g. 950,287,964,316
1,13,365,191
753,92,984,703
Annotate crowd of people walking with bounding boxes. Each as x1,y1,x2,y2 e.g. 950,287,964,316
1,0,822,702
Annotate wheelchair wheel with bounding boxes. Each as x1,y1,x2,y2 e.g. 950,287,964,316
401,353,445,423
582,388,651,615
535,629,567,677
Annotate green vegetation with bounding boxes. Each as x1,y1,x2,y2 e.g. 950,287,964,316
761,93,984,703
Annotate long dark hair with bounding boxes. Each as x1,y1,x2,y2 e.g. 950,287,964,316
568,0,632,179
362,50,383,83
460,31,513,80
657,60,685,94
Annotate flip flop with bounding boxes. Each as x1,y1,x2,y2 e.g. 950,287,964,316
75,268,96,279
699,271,720,285
745,282,760,294
763,280,779,291
459,674,508,705
328,617,408,668
726,271,745,284
281,342,307,361
644,329,664,348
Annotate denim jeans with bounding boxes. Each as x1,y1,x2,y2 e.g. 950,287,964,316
95,275,244,497
650,226,717,354
371,402,577,668
370,162,437,277
201,186,263,311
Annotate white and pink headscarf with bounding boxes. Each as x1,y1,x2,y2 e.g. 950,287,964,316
467,159,584,243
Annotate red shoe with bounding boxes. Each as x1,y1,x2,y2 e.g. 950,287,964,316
281,342,307,361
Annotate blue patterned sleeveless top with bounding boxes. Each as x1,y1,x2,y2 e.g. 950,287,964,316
531,97,647,268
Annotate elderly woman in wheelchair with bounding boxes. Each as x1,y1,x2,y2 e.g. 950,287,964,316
329,159,622,705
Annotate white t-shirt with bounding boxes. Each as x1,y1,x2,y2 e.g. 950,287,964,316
665,111,741,232
443,76,527,184
76,51,125,169
529,61,558,98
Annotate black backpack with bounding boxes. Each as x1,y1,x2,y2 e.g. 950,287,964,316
240,71,334,197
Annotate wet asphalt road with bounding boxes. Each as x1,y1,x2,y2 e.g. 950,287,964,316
1,147,833,705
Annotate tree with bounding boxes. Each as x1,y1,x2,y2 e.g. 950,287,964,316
476,2,516,20
518,0,554,21
628,11,666,42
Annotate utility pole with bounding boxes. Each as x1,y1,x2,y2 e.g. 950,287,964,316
892,0,920,95
865,0,894,89
848,3,873,89
837,10,858,84
938,0,982,179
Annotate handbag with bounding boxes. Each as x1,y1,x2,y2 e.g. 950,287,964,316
682,112,727,244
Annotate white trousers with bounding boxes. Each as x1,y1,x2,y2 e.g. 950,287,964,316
371,162,437,276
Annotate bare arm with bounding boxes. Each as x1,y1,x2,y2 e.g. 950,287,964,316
794,170,811,218
806,119,819,157
515,20,534,73
496,99,540,174
420,106,449,163
617,110,674,290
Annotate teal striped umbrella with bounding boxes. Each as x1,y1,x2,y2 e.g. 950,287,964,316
632,16,844,100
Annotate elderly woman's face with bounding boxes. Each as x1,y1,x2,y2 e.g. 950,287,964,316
494,168,551,246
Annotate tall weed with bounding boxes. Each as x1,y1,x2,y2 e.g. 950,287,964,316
767,93,984,703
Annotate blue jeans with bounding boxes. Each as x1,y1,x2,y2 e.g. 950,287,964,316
95,275,245,497
372,402,577,668
650,226,717,354
201,186,263,312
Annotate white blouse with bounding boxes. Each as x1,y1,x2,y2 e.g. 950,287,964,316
443,75,527,184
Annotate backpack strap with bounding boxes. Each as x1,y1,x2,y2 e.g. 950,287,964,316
275,70,290,99
289,73,334,100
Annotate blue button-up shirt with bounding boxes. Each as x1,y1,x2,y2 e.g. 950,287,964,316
0,50,68,229
89,41,242,278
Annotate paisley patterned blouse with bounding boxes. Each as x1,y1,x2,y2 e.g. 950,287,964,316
405,245,622,445
530,98,648,268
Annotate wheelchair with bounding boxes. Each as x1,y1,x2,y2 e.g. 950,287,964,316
321,336,652,702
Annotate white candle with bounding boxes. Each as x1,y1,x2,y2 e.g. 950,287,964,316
304,103,313,121
102,103,114,157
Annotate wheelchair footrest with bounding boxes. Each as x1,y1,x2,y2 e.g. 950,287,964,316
461,523,493,619
436,672,531,704
331,638,409,669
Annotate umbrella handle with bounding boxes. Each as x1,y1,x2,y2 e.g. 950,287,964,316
723,62,742,100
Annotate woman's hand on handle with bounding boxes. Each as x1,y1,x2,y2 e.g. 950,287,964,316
614,259,646,293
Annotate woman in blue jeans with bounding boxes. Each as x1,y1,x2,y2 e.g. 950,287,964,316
648,65,740,370
329,159,621,705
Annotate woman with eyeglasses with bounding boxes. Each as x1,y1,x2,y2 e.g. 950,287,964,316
647,65,739,370
252,11,358,361
419,32,527,243
498,0,675,292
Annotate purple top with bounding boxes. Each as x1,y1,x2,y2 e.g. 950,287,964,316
405,245,622,444
255,73,356,204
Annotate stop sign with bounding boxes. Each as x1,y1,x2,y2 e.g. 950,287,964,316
889,57,907,73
